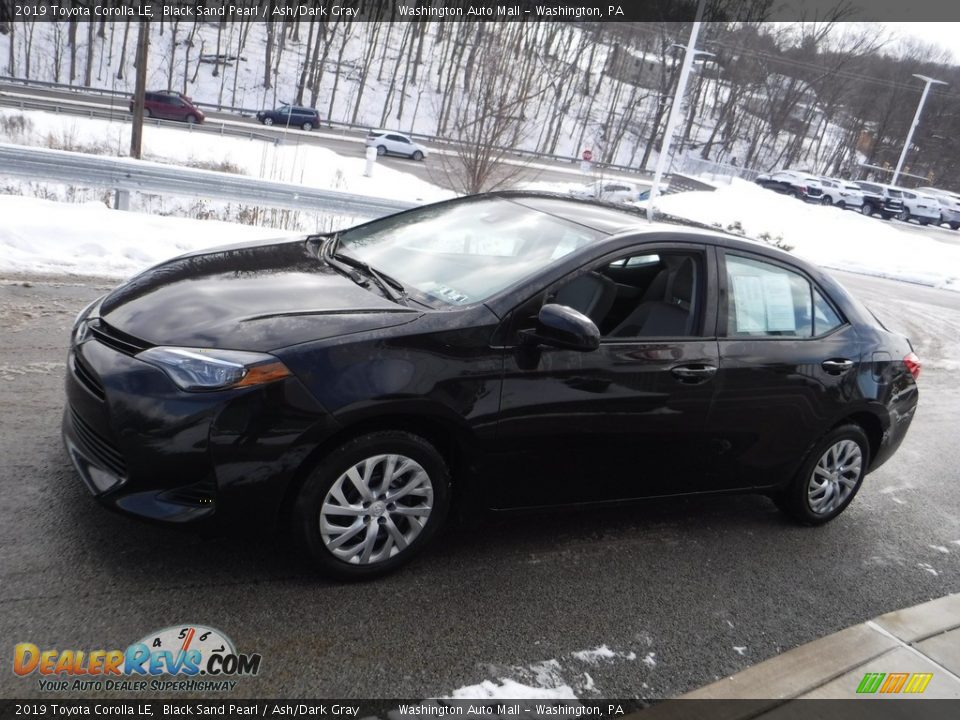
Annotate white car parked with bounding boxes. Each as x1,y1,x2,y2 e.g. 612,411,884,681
893,188,942,225
917,186,960,230
365,130,429,161
569,180,641,204
818,177,865,209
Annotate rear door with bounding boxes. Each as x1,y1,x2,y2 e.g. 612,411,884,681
707,250,861,489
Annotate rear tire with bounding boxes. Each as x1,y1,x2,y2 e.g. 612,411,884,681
951,222,960,231
294,431,451,580
376,145,387,156
774,424,870,526
144,108,152,118
302,122,313,131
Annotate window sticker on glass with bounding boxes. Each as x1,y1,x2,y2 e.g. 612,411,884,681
732,274,766,332
761,273,797,331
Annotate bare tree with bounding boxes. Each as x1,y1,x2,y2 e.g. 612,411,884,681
436,40,556,194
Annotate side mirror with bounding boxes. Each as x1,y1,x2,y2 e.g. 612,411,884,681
521,304,600,352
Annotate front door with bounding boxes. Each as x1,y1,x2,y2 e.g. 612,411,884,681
489,244,722,509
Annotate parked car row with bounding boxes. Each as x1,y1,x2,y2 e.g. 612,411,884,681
756,169,960,229
129,91,431,161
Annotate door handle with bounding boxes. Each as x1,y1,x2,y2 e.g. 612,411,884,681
671,364,717,384
821,358,854,374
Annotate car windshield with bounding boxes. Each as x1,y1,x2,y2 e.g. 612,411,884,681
336,198,603,306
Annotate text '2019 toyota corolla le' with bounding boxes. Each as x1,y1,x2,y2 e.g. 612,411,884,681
63,193,920,578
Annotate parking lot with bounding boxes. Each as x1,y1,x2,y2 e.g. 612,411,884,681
1,270,958,700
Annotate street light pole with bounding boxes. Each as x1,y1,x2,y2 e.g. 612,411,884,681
647,0,705,222
891,74,946,186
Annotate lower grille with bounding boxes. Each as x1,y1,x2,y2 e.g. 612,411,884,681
69,406,128,478
73,354,105,400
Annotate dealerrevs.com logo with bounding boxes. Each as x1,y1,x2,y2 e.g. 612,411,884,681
13,625,262,692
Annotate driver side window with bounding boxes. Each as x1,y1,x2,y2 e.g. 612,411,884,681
509,248,705,342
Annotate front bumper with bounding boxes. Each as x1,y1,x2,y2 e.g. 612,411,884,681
62,328,336,527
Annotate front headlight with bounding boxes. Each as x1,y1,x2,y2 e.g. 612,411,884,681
136,347,291,392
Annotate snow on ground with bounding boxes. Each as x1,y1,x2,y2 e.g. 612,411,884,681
652,179,960,292
0,108,452,204
447,679,578,700
0,195,296,278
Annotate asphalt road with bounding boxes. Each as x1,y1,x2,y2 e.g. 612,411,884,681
0,270,958,701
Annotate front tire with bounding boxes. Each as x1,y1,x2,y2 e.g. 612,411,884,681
774,424,870,525
263,117,274,126
412,150,424,161
820,195,832,205
185,114,198,124
294,431,451,580
860,203,874,217
897,210,910,222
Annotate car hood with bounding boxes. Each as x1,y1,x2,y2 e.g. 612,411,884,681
97,238,421,352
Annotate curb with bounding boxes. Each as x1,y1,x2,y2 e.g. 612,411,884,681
645,593,960,717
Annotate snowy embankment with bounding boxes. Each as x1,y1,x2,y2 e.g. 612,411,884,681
0,108,451,205
0,196,295,278
653,179,960,293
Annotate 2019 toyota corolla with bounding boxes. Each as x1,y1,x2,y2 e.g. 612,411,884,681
63,193,920,578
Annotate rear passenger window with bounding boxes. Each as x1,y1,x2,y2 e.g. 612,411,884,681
725,255,843,338
725,255,812,337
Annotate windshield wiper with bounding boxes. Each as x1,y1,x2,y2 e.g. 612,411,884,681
320,236,407,305
319,236,366,286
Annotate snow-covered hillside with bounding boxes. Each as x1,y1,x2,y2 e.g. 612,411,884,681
0,20,859,174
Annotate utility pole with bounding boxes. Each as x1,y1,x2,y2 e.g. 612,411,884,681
647,0,705,222
891,74,946,186
129,20,150,160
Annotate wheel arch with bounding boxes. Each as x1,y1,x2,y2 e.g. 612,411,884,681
275,410,478,527
832,410,884,470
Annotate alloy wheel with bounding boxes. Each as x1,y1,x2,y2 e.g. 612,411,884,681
319,454,434,565
807,439,862,516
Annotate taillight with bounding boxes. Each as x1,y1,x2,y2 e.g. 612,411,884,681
904,352,921,380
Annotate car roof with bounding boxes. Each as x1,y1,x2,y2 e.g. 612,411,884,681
490,191,795,260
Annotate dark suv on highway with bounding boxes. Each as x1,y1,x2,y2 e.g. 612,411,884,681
256,105,321,131
130,91,205,124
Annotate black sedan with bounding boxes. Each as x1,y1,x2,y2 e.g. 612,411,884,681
63,193,920,579
255,104,320,130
